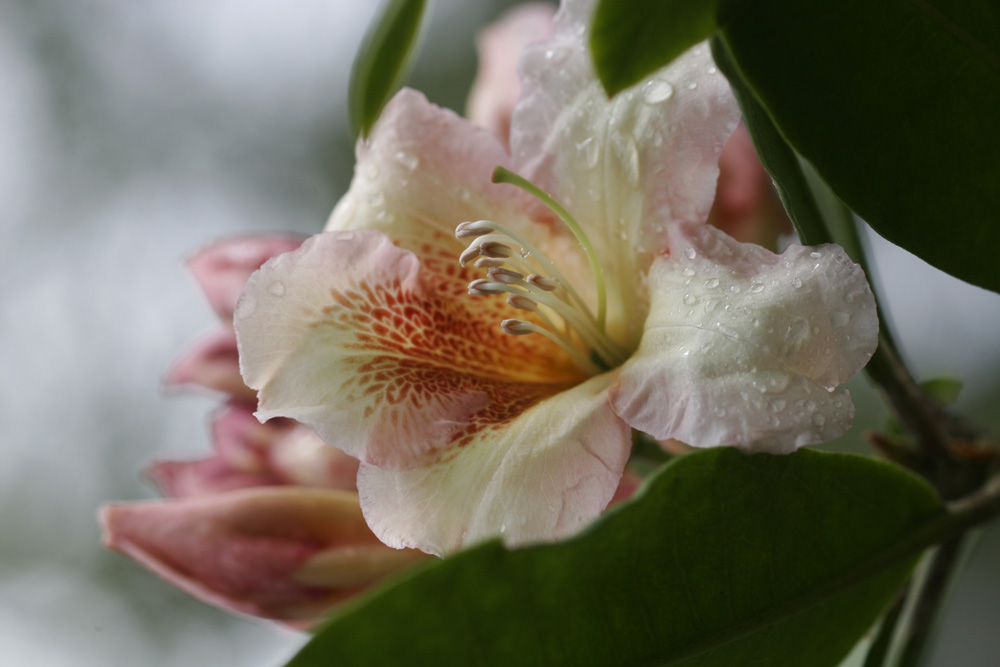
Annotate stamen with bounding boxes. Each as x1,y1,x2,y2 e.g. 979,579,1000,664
492,166,608,332
501,320,602,376
487,267,524,284
506,294,537,312
478,241,513,259
467,279,504,296
474,257,507,269
526,274,558,291
455,220,495,238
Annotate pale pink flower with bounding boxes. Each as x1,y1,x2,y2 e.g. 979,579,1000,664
235,0,877,557
102,236,425,622
101,488,426,622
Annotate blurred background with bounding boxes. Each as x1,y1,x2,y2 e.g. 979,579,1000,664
0,1,997,665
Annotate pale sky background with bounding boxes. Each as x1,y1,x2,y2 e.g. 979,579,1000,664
0,1,998,666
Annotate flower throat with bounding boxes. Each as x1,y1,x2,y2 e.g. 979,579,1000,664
455,166,628,376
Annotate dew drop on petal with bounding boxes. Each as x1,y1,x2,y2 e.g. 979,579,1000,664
683,294,698,306
769,399,787,413
704,277,720,289
394,151,419,172
684,246,697,260
683,267,696,277
812,413,827,427
642,78,674,104
792,278,803,289
267,281,286,297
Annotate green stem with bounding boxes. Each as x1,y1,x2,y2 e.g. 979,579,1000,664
492,166,608,331
895,537,966,667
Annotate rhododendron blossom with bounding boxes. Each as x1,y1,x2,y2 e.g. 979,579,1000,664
235,0,878,556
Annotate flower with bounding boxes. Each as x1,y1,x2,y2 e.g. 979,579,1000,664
101,236,428,622
234,0,878,557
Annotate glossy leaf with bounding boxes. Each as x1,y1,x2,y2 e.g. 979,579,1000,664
348,0,427,139
591,0,1000,294
286,449,941,667
590,0,719,96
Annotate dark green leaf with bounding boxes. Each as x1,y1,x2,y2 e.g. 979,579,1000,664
286,449,941,667
718,0,1000,294
348,0,427,139
592,0,1000,294
590,0,718,96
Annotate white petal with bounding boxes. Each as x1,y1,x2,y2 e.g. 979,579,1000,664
511,0,739,345
357,374,630,556
611,222,878,453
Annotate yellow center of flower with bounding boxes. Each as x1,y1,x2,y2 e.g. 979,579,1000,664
455,167,629,376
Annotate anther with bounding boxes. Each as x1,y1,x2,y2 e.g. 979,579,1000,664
487,267,524,284
478,241,513,259
526,274,559,291
474,256,507,269
455,220,496,239
506,294,538,312
501,319,535,335
468,279,505,296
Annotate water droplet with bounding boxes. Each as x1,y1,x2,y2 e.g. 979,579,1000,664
749,281,765,294
652,131,664,147
642,78,674,104
704,277,720,289
809,251,822,259
769,399,787,413
364,163,379,180
267,281,285,297
499,522,507,533
394,151,419,172
684,246,697,259
687,81,698,90
812,413,826,427
792,278,803,289
577,137,600,169
714,406,727,417
683,267,696,277
844,293,855,303
703,299,717,313
683,293,698,305
707,65,718,74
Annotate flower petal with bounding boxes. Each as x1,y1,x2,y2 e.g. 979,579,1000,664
188,235,304,320
149,405,360,497
236,228,581,470
100,488,424,621
147,458,279,499
511,0,739,344
357,374,630,556
164,327,255,402
610,222,878,453
466,3,556,148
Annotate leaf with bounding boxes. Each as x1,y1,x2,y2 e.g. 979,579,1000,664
591,0,1000,294
348,0,427,139
285,449,941,667
590,0,719,96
